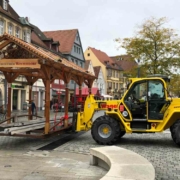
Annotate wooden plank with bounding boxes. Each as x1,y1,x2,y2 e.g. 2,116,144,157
0,59,40,68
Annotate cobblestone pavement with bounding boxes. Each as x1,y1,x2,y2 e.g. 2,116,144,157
0,110,179,180
54,111,180,180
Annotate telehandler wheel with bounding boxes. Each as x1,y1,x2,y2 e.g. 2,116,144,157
91,115,121,145
170,119,180,146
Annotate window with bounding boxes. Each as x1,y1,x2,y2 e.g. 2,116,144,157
0,20,4,35
148,80,164,98
116,83,118,89
71,58,74,63
15,27,20,38
8,24,13,35
23,30,30,42
76,35,79,41
3,0,7,10
75,60,78,65
26,31,30,43
113,82,115,89
54,79,59,84
74,45,76,52
116,71,118,78
87,53,90,56
23,31,26,41
108,69,112,76
108,82,112,89
80,62,83,67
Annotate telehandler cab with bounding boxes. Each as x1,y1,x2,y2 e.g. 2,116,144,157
73,75,180,146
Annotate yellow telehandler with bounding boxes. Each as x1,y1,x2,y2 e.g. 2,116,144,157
72,75,180,146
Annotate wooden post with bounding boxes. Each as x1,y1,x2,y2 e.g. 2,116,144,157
45,79,50,134
28,85,32,120
64,83,69,127
7,83,11,124
44,91,46,117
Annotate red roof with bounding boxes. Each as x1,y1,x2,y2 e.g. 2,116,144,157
43,29,78,54
89,47,122,70
31,31,48,48
111,55,137,71
76,87,99,95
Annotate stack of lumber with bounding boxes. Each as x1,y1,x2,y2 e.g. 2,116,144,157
0,117,64,135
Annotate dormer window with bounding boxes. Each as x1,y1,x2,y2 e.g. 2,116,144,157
3,0,8,10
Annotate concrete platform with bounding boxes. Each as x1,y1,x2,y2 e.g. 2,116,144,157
0,150,107,180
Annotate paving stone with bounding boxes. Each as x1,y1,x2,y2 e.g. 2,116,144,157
0,110,179,179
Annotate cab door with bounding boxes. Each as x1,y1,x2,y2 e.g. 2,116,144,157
123,81,147,120
147,80,166,120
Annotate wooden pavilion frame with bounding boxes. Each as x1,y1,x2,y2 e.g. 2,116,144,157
0,33,96,137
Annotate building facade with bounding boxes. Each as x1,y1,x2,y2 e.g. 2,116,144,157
44,29,86,100
0,0,33,110
84,47,124,98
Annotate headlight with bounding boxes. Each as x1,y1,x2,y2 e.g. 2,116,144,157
122,111,128,117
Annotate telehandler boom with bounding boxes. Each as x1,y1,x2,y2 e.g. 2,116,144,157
72,75,180,146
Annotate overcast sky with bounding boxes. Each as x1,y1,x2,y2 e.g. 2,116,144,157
10,0,180,56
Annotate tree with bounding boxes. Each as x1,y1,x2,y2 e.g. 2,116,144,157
115,17,180,76
168,74,180,97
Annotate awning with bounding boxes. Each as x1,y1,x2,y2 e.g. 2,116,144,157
52,89,65,96
75,87,99,95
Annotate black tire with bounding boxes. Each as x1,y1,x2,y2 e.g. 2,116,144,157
119,131,126,138
170,119,180,146
91,115,121,145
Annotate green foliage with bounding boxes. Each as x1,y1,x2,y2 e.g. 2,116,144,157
169,74,180,97
115,17,180,76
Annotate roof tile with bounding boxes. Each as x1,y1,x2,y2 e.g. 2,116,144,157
111,55,137,71
43,29,77,54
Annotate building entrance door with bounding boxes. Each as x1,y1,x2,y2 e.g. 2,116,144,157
13,89,18,110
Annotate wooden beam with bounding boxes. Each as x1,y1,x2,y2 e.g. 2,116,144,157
3,72,10,82
11,72,20,82
41,65,50,80
44,79,50,134
3,72,20,83
63,71,71,84
25,76,39,85
7,83,11,123
0,40,12,50
77,76,84,86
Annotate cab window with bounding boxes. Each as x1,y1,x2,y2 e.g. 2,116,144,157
148,80,165,99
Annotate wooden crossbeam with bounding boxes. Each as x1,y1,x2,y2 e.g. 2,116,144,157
0,40,12,49
3,72,20,83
